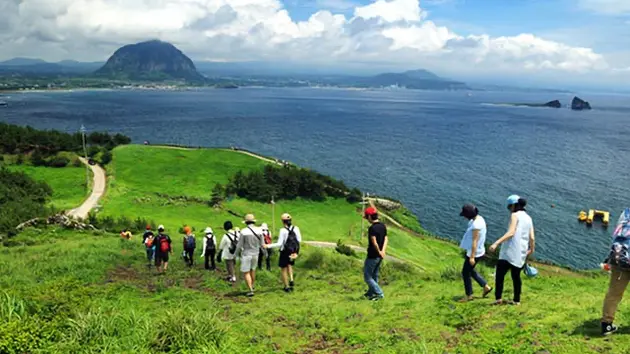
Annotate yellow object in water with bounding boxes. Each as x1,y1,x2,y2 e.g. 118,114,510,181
586,209,610,226
578,210,587,222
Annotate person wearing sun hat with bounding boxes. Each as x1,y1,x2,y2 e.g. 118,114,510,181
265,213,302,292
236,214,265,297
458,204,492,302
201,227,217,271
258,223,274,271
362,207,387,301
489,195,536,305
154,225,172,273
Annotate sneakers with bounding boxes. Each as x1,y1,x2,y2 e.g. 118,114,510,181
602,322,618,336
246,291,255,297
369,295,384,301
284,287,291,293
289,280,295,287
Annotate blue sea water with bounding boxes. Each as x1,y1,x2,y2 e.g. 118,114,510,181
1,87,629,269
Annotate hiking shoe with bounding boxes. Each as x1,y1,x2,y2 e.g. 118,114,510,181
363,292,372,299
284,287,291,293
246,291,255,297
602,322,618,336
369,295,384,301
289,280,295,287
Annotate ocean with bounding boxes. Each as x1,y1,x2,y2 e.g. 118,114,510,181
1,87,629,269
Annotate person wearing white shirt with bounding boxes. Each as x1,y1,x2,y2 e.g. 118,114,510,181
459,204,492,302
265,213,302,292
236,214,265,297
200,227,217,271
218,221,239,283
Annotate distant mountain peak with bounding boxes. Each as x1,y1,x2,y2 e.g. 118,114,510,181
95,40,203,81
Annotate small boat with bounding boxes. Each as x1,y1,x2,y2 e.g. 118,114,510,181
585,209,610,227
0,101,7,107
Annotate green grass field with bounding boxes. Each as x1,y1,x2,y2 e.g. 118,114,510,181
2,145,629,353
7,165,88,211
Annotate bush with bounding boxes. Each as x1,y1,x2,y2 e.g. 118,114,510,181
100,151,112,165
46,155,69,168
0,168,52,235
335,239,357,257
31,150,47,167
209,183,224,207
225,165,357,203
71,157,82,167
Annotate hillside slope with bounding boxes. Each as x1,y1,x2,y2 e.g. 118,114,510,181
1,145,626,353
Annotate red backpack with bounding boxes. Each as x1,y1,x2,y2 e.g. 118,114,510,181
263,231,272,245
159,236,170,253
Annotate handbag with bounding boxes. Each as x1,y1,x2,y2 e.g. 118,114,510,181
524,263,538,278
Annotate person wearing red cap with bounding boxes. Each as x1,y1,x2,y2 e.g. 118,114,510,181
363,207,387,301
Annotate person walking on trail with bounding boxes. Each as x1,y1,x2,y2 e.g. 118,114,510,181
154,225,172,273
182,226,196,268
458,204,492,302
363,207,388,301
218,221,240,283
236,214,265,297
201,227,217,271
142,226,155,265
489,195,535,306
258,223,274,271
120,228,132,240
264,213,302,292
600,208,630,336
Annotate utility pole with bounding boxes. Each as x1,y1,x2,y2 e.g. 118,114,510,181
80,125,89,194
271,195,276,232
360,192,369,242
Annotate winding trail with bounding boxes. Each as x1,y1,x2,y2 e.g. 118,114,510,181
66,158,106,220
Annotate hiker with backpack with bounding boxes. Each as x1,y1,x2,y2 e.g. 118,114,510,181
201,227,217,271
142,226,155,265
265,213,301,292
154,225,172,273
489,195,535,306
600,208,630,336
458,204,493,302
258,223,273,271
236,214,265,297
363,207,387,301
182,226,196,268
218,221,239,283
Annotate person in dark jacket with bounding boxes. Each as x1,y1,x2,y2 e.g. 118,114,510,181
154,225,172,273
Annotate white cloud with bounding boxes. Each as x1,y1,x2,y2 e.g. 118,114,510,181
0,0,626,83
579,0,630,14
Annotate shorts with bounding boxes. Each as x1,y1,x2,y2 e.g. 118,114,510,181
279,250,296,268
155,252,169,266
240,255,259,272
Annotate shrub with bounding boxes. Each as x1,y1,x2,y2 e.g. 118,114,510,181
335,239,357,257
209,183,224,207
31,150,47,167
46,155,69,168
71,157,82,167
100,151,112,165
0,168,52,235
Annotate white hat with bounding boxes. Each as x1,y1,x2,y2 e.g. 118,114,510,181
281,213,292,221
158,224,165,231
261,223,269,229
243,214,256,224
204,227,213,234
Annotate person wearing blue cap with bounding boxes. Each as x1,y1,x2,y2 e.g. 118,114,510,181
489,195,536,305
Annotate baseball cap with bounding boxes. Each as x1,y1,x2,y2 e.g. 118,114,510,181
158,224,165,231
364,207,378,218
460,204,478,218
506,195,520,206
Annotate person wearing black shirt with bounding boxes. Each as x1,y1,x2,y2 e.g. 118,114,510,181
363,207,388,301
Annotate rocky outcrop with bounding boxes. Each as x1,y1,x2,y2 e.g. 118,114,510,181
543,100,562,108
510,100,561,108
571,96,592,110
16,214,97,231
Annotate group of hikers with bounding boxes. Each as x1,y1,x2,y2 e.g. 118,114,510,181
123,193,630,336
137,213,302,297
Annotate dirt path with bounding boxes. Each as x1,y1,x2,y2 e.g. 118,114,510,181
67,158,106,220
224,148,281,165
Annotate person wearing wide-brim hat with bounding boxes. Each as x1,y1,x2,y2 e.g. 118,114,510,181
236,214,265,297
265,213,302,292
201,227,217,271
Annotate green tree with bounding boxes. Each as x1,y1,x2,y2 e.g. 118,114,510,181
209,184,225,207
100,151,113,165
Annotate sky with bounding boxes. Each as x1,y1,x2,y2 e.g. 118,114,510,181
1,0,629,88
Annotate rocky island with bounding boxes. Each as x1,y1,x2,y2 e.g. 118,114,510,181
571,96,592,110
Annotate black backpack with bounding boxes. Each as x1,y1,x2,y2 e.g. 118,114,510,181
227,232,238,255
284,226,300,254
205,234,216,252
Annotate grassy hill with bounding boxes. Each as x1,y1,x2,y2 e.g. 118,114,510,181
1,145,628,353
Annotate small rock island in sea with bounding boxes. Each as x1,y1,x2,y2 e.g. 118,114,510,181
506,96,592,110
571,96,592,110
